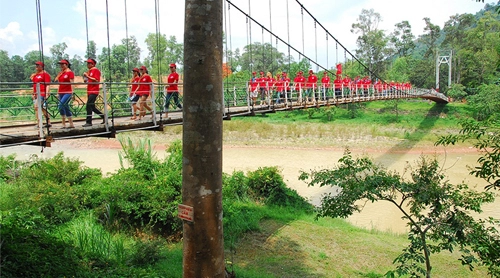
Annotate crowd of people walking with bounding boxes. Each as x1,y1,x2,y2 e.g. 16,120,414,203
31,59,184,128
248,69,412,106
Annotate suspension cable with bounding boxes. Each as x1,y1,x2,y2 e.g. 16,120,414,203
154,0,162,83
294,0,384,82
301,7,304,61
269,0,273,73
35,0,44,63
314,21,318,72
286,0,291,74
248,0,253,72
124,0,130,79
326,33,328,70
84,0,90,58
226,0,333,75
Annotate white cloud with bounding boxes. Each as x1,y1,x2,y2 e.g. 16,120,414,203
0,21,23,42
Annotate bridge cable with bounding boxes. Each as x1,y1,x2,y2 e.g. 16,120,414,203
314,21,318,72
286,0,291,74
84,0,90,58
35,0,45,69
301,7,304,61
269,0,273,73
35,0,50,143
154,0,162,84
105,0,114,125
248,0,253,72
261,28,265,70
294,0,386,83
223,0,230,112
326,32,329,70
226,0,334,76
124,0,131,80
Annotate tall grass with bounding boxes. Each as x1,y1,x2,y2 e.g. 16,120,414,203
64,212,127,265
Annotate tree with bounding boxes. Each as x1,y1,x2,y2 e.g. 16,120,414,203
442,13,476,84
299,150,499,277
239,42,286,74
351,9,390,78
390,21,416,58
121,36,141,73
144,33,183,78
50,42,69,68
418,18,441,59
437,118,500,191
86,40,97,59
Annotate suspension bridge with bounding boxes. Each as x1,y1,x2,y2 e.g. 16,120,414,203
0,0,449,148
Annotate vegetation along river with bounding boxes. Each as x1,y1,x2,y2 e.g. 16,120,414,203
1,134,497,235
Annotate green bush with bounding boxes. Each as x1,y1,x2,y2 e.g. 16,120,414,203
222,170,250,202
1,208,83,277
83,139,184,235
247,166,313,211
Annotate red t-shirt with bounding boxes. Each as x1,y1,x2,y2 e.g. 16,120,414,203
167,72,179,93
294,76,305,91
275,78,284,92
86,67,101,95
130,76,140,96
307,75,318,88
32,72,51,97
57,70,74,94
137,74,153,96
249,76,258,91
321,76,330,88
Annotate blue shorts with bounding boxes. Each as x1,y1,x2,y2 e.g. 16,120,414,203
129,95,140,103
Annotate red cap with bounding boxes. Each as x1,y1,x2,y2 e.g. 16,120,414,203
309,69,313,73
260,71,264,75
140,65,147,71
132,67,139,72
35,61,44,67
86,58,96,65
58,59,69,65
282,71,287,75
169,63,176,68
252,71,256,74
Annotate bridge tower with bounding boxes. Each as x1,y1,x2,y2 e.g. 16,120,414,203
435,50,453,92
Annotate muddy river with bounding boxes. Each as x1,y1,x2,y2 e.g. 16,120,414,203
1,138,497,234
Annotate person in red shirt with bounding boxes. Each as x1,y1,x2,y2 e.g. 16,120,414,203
164,63,183,118
334,75,342,98
320,71,330,100
129,68,141,120
82,58,104,127
265,72,274,105
294,71,305,102
136,65,153,120
257,71,267,105
248,71,258,107
54,59,75,129
342,75,351,97
31,61,52,127
274,73,283,104
282,71,291,102
306,69,318,103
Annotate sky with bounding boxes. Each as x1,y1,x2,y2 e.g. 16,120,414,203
0,0,491,70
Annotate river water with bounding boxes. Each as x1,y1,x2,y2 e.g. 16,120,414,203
1,139,497,234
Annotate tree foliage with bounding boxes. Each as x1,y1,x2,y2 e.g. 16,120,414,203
299,149,499,277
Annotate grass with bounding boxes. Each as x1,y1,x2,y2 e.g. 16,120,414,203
227,214,490,278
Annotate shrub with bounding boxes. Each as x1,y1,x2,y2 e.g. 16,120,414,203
222,170,250,202
247,166,312,211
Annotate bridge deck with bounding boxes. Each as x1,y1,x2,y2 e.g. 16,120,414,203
0,83,447,148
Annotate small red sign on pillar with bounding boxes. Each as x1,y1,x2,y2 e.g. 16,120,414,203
178,204,194,222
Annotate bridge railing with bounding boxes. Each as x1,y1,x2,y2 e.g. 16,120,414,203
0,81,445,130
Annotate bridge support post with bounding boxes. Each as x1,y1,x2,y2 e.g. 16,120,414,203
182,0,225,277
